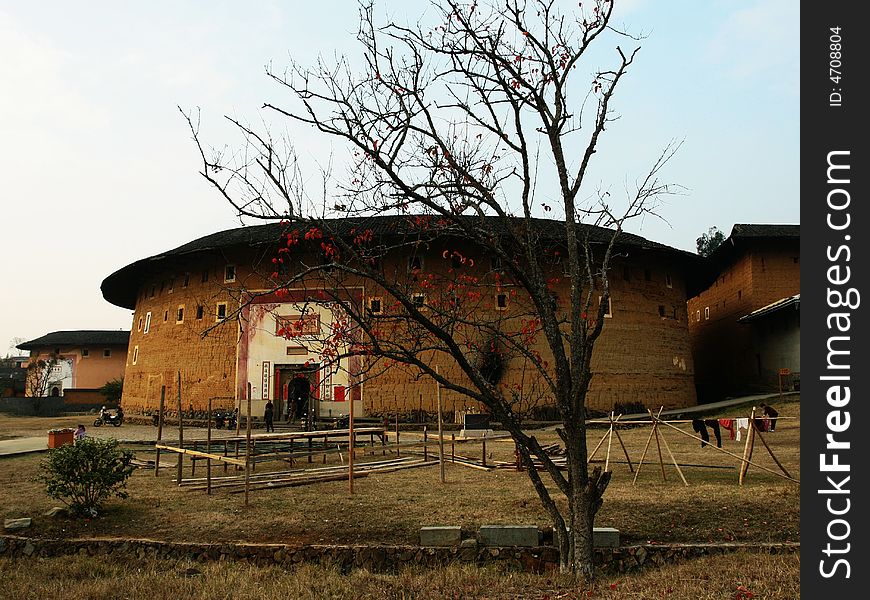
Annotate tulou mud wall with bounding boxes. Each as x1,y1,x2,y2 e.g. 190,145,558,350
120,244,696,417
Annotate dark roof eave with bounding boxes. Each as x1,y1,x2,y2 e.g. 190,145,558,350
101,216,701,308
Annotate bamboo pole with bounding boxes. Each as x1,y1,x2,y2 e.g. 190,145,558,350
482,438,487,468
739,408,757,485
207,398,212,495
156,445,246,466
654,422,688,486
632,422,657,485
154,386,165,477
586,428,610,463
176,372,183,486
244,392,252,506
604,412,615,473
754,427,792,479
436,366,445,484
423,426,428,462
613,427,634,473
395,412,400,458
191,441,197,477
655,418,798,483
348,385,354,495
653,423,667,482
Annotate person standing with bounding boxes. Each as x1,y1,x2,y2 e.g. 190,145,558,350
264,400,275,433
759,403,779,432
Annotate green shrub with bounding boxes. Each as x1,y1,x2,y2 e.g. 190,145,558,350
38,437,135,517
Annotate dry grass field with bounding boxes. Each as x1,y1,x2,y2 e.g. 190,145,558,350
0,551,799,599
0,396,800,597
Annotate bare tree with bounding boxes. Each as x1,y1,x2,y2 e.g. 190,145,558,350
186,0,681,577
26,353,62,398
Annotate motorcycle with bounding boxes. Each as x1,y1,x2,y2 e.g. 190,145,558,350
215,410,237,430
94,411,124,427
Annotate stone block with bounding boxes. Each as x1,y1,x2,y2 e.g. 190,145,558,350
593,527,620,548
4,518,32,531
458,429,494,439
479,525,539,547
420,526,462,547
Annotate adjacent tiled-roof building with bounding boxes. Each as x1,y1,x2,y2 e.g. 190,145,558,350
687,224,800,401
17,330,130,397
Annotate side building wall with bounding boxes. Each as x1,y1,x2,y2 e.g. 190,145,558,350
687,242,800,401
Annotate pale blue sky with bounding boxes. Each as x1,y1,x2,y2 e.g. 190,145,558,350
1,0,798,353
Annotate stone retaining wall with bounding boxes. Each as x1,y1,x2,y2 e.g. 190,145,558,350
0,535,798,574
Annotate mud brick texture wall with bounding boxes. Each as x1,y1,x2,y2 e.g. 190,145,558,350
108,223,698,417
688,238,800,401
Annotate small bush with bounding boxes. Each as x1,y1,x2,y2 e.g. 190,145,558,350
38,437,135,517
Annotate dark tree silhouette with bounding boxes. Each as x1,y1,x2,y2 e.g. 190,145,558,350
185,0,681,577
696,226,725,257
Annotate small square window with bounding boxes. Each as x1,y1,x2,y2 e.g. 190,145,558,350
369,297,383,315
144,312,152,334
658,305,666,317
704,306,710,320
163,310,169,322
225,265,236,282
176,306,185,323
202,269,210,283
132,345,139,365
137,317,143,332
103,348,111,358
496,293,508,310
738,290,742,300
81,348,90,358
149,285,156,298
168,278,174,293
216,303,227,321
696,309,701,322
665,273,673,288
182,273,190,288
411,293,425,307
196,305,204,320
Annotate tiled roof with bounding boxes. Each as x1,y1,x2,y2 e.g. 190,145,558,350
102,215,700,309
737,294,801,323
17,330,130,351
730,224,800,239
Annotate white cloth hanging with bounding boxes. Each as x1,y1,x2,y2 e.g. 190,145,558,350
735,418,750,442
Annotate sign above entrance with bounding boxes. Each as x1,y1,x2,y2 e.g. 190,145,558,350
262,361,271,400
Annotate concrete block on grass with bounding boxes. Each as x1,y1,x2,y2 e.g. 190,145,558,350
420,526,462,547
479,525,540,547
593,527,620,548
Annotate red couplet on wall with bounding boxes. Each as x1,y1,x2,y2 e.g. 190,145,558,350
333,385,345,402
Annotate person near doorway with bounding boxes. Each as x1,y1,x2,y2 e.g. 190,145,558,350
264,400,275,433
291,374,310,421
